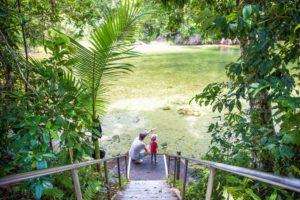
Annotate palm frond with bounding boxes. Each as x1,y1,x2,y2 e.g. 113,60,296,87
61,0,142,117
94,85,108,117
83,180,103,200
44,187,64,200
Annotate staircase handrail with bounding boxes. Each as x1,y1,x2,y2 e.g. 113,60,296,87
167,154,300,200
0,154,128,200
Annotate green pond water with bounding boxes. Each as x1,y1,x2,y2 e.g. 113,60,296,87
101,45,240,159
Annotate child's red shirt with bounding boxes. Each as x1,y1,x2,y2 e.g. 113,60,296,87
150,141,158,154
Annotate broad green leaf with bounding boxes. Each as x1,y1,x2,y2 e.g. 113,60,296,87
243,5,252,19
42,180,53,190
245,188,261,200
279,145,294,158
253,85,270,97
34,184,44,199
58,86,65,96
269,192,277,200
225,175,242,184
29,126,38,135
31,161,36,169
46,121,51,129
92,129,102,138
291,132,300,146
16,122,26,128
292,165,300,175
56,115,65,126
43,153,56,159
250,83,260,88
222,188,235,200
24,154,33,163
294,24,300,32
36,160,48,169
57,33,70,44
30,138,39,147
42,130,50,143
282,133,300,145
49,130,60,141
229,23,237,32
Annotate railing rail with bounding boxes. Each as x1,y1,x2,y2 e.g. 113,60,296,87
167,154,300,200
2,153,300,200
0,155,128,200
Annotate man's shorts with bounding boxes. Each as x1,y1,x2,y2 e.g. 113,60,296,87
132,152,145,161
138,152,145,159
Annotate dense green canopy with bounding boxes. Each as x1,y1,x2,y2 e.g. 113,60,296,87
0,0,299,199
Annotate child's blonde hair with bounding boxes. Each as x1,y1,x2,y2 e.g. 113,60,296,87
151,134,157,141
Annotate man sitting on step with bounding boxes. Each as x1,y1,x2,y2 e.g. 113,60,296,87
129,129,154,164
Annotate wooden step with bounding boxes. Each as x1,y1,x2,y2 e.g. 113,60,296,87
115,180,179,200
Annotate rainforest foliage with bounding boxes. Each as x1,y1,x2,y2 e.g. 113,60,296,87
189,0,300,199
1,0,141,199
0,0,300,199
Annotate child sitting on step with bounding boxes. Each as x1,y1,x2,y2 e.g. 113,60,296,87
150,134,158,164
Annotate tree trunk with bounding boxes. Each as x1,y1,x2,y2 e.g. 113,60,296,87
249,90,275,132
240,40,275,170
17,0,29,93
92,119,102,175
249,89,275,171
92,54,101,174
5,64,13,91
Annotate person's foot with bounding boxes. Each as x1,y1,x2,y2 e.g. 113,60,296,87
135,159,143,164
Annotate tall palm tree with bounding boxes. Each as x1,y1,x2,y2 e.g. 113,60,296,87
64,0,142,165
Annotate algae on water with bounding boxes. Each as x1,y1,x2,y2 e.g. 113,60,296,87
101,45,240,159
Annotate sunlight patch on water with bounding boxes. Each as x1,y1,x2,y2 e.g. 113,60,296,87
108,97,169,111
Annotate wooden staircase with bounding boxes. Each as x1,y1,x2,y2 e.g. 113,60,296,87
115,180,179,200
115,155,179,199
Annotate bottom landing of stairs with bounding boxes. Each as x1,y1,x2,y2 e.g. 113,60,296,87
114,180,180,200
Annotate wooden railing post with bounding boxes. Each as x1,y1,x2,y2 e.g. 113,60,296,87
182,159,188,200
98,162,102,178
117,157,122,188
167,155,171,173
173,156,177,187
176,150,181,180
125,156,128,179
71,168,82,200
104,161,111,200
205,167,215,200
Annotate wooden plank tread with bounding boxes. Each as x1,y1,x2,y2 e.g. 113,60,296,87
115,180,179,200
